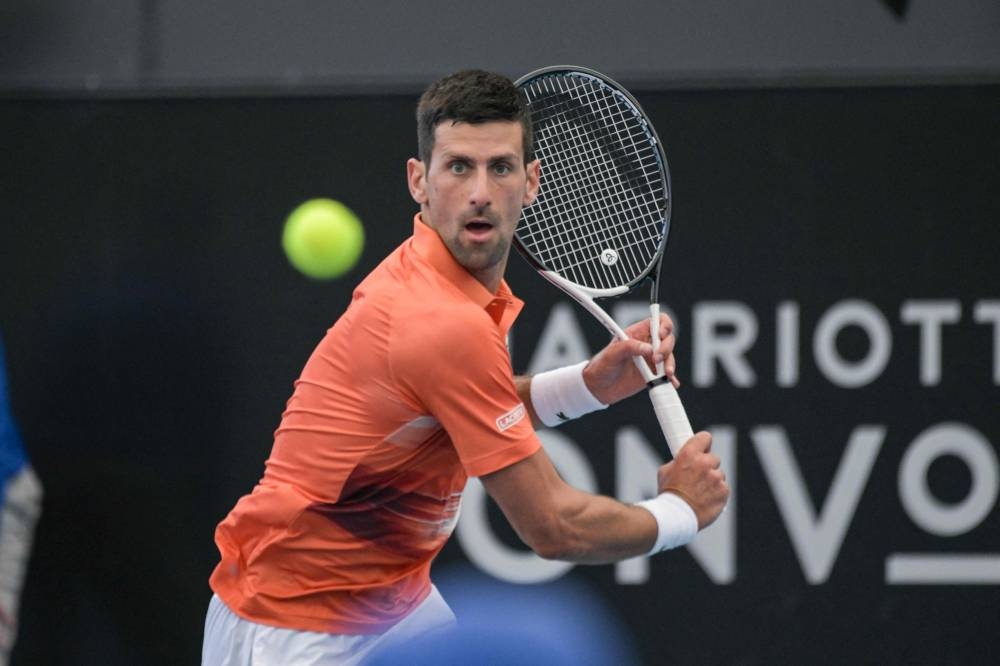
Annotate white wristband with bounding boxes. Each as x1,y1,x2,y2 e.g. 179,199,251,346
635,492,698,554
530,361,608,427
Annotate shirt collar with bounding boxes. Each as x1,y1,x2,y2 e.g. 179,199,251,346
410,213,522,328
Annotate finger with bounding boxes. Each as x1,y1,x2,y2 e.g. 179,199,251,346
658,313,674,339
665,354,677,377
611,339,661,373
623,318,653,343
620,338,663,365
683,431,712,453
664,354,681,388
656,331,675,357
658,312,674,331
699,431,713,452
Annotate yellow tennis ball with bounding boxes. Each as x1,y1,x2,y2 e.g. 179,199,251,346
282,198,365,279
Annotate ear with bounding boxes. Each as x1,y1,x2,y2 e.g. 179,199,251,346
407,158,428,205
523,158,541,207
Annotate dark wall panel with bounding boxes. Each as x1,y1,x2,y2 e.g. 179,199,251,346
2,85,998,664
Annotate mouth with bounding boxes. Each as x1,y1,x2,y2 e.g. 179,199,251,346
463,218,496,241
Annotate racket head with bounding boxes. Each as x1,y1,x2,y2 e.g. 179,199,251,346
513,66,673,295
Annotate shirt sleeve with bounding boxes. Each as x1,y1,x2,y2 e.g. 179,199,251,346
391,306,540,478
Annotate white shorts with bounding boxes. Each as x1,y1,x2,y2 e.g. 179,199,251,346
201,587,456,666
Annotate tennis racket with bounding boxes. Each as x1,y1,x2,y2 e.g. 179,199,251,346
514,65,693,456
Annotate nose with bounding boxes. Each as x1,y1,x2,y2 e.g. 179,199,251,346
469,169,491,210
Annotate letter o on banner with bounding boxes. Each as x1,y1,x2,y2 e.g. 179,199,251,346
898,422,999,536
813,300,892,388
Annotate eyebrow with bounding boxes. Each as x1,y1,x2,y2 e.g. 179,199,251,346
490,153,520,164
440,150,521,165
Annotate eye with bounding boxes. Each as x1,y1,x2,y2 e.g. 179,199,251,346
493,162,512,176
449,161,468,175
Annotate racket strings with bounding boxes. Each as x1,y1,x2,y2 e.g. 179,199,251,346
530,81,662,216
529,85,659,256
527,120,656,287
525,126,656,283
533,111,662,238
518,73,668,291
527,81,663,261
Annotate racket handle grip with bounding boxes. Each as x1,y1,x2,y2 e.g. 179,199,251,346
648,382,695,457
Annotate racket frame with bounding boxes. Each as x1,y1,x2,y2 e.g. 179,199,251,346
513,65,673,294
513,65,694,455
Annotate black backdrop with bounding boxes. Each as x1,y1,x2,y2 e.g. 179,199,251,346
2,85,998,664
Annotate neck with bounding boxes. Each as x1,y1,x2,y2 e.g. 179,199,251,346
471,262,505,295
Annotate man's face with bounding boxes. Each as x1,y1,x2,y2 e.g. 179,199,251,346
407,120,540,291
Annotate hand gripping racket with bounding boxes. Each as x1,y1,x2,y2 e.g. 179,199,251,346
514,66,693,456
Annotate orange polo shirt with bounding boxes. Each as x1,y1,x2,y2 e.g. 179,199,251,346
209,214,541,634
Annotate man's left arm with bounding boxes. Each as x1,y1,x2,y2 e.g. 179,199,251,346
514,313,678,428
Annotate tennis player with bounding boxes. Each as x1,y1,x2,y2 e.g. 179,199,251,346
202,69,729,665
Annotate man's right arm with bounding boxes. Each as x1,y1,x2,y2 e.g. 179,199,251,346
478,431,729,563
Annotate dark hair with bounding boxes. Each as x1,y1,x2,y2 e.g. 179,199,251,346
416,69,533,166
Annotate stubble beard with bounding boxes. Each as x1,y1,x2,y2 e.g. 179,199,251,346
446,232,511,274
